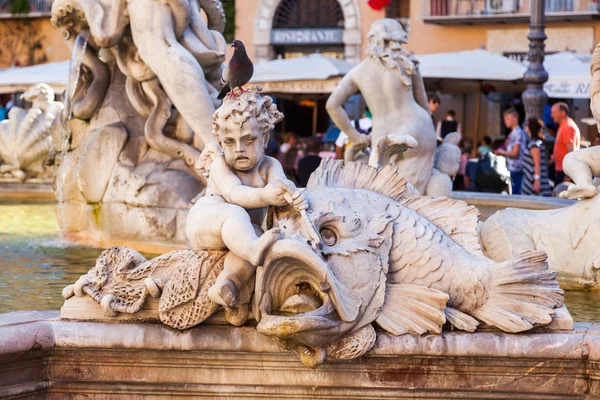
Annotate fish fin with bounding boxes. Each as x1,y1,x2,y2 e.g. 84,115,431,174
327,324,377,360
328,270,363,323
306,159,410,202
400,196,483,257
376,284,448,335
445,307,479,332
471,250,564,333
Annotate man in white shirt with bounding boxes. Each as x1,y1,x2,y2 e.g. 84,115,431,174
335,116,373,159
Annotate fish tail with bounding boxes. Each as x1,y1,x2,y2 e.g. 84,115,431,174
471,250,564,332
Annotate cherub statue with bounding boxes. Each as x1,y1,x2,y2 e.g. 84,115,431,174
186,86,308,320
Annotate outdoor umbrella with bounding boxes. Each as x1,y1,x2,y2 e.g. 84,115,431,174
418,49,527,93
0,60,69,94
418,49,527,145
249,53,356,94
540,52,591,99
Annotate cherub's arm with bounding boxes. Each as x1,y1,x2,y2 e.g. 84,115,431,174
265,157,308,210
211,156,266,208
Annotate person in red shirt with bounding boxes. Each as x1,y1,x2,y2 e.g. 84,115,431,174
551,102,580,183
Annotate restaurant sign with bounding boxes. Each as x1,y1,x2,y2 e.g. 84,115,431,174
249,78,342,94
271,28,343,45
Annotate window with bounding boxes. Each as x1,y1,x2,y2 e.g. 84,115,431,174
273,0,344,29
386,0,410,19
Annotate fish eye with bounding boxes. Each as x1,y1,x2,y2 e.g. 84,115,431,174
320,228,337,246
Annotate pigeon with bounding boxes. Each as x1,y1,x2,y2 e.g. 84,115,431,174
218,40,254,100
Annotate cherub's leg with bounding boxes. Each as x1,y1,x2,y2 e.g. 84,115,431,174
220,210,281,267
208,251,253,309
560,153,598,199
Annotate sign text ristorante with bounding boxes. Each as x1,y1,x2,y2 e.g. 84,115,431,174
271,28,344,45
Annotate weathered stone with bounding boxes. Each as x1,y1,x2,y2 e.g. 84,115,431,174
0,313,597,398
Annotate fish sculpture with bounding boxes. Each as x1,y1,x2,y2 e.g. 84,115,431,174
61,158,565,368
254,159,564,366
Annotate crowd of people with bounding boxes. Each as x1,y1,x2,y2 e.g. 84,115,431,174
429,93,588,197
271,94,589,196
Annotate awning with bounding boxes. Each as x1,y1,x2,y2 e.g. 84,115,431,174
418,49,527,93
0,61,69,94
249,53,356,94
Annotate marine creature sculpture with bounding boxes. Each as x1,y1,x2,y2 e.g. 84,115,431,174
0,83,64,182
63,158,565,367
49,0,227,244
480,40,600,290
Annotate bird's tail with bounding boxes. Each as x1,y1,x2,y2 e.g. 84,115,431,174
217,84,230,100
471,250,564,332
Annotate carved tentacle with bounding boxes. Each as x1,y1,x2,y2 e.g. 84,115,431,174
141,79,202,169
60,33,110,120
115,35,156,82
125,78,154,118
198,0,225,33
167,0,191,39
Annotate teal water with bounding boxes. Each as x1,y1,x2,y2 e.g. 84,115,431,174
0,199,104,313
0,200,599,322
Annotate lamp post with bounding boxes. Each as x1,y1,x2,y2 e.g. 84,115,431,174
522,0,548,121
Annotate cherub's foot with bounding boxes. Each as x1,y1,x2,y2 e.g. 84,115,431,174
225,303,249,326
208,278,238,309
560,184,598,200
249,227,282,266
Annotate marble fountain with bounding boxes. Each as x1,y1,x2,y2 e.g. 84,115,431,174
3,5,600,398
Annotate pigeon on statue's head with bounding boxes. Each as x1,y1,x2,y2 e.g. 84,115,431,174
218,40,254,100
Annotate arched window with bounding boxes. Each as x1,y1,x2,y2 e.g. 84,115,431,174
273,0,344,29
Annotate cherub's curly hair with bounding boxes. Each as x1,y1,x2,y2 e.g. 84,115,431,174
212,86,284,139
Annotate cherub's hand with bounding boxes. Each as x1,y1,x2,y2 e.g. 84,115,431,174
262,182,289,206
287,189,308,211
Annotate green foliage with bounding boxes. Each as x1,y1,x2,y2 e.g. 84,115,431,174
222,0,236,43
10,0,30,14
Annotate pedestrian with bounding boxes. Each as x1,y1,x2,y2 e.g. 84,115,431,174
297,137,323,187
279,132,300,182
477,136,493,156
522,118,552,197
334,112,372,160
436,109,461,140
551,102,580,183
495,108,526,194
455,138,473,191
428,93,440,127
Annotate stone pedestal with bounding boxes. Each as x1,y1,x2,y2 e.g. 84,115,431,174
0,311,597,399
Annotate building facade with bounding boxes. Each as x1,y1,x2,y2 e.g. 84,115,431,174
1,0,598,139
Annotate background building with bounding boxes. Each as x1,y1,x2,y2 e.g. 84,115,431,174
1,0,597,140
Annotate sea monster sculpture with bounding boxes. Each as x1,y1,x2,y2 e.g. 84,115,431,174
63,87,564,368
326,18,460,196
0,83,64,182
479,41,600,290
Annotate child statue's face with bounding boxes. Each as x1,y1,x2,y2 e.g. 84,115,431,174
219,118,268,171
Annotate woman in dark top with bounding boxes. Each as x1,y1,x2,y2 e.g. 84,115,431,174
522,118,552,196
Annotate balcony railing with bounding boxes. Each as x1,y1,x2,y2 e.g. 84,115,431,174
0,0,53,17
423,0,600,23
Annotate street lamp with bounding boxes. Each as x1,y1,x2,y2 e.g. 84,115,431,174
522,0,549,121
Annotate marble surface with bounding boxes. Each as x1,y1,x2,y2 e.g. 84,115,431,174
0,311,596,399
